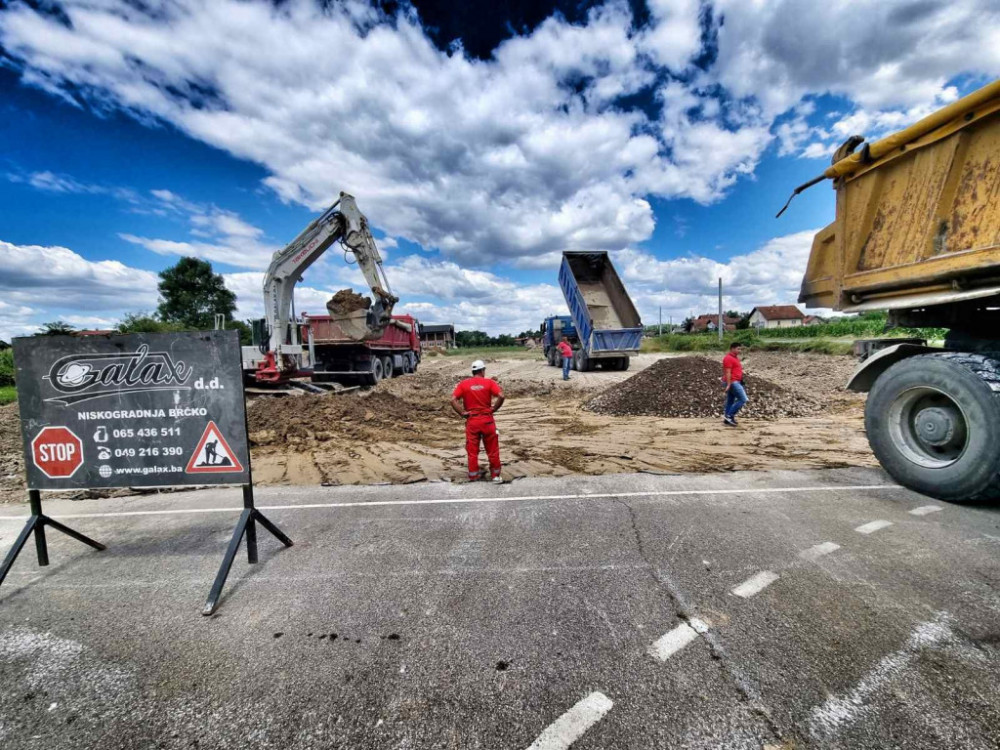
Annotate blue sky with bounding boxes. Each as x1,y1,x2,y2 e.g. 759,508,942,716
1,0,997,338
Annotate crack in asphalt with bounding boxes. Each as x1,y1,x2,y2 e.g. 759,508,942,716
614,496,785,742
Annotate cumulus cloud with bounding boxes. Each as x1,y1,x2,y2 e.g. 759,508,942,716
616,229,821,322
0,0,767,268
0,239,161,339
712,0,999,157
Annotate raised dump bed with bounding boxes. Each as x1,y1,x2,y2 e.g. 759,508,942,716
798,79,1000,314
558,251,642,371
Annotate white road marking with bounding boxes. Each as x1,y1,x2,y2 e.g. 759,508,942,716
731,570,779,598
909,505,943,516
855,520,893,534
799,542,840,561
648,618,710,662
808,613,954,739
0,484,898,522
525,691,614,750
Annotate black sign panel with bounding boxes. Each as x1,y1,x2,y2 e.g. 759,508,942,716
13,331,250,489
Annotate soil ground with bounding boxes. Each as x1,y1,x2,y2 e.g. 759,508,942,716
248,350,874,486
0,351,874,502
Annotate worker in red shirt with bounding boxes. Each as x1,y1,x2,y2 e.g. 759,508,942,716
557,336,574,380
722,341,748,427
451,359,506,483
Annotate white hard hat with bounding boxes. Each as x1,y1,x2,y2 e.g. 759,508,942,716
471,359,486,372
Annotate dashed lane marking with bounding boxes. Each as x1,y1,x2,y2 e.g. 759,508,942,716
525,691,614,750
0,484,899,522
648,618,710,662
732,571,779,599
909,505,943,516
799,541,840,561
855,520,893,535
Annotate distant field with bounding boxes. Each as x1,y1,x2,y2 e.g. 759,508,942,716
437,346,542,359
641,335,855,356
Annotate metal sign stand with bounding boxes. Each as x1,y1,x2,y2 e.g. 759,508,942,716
0,489,106,589
202,482,292,616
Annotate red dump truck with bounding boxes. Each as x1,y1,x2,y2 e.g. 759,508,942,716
302,313,421,386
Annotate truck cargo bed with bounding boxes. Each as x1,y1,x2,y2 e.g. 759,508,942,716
799,80,1000,313
560,252,642,357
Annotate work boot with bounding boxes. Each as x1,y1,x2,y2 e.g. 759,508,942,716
492,475,504,484
723,416,737,427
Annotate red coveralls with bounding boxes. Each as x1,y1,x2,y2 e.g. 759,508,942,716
453,376,503,480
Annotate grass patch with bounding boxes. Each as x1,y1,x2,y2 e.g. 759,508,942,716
442,346,541,358
0,349,14,387
641,334,854,356
0,386,16,405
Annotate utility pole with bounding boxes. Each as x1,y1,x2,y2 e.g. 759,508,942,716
718,277,723,342
658,306,662,336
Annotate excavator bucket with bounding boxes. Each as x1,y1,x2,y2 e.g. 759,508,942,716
325,289,394,341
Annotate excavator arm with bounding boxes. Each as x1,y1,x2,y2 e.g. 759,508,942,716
258,192,398,379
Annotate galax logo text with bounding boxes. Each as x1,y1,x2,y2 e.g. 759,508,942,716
45,345,194,404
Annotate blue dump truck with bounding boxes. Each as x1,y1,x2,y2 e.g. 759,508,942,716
542,251,643,372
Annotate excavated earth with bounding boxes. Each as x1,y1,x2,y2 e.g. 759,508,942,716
0,351,875,501
326,288,371,315
585,356,822,419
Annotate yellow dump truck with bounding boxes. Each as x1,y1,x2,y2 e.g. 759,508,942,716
793,79,1000,502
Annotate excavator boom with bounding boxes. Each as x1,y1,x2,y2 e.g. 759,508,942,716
254,192,398,381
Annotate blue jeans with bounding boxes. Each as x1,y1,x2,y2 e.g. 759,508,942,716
562,356,572,379
725,381,747,418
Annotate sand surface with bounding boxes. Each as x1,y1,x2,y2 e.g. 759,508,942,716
0,350,875,502
248,350,875,487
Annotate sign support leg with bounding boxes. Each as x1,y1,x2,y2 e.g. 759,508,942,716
0,490,106,591
202,483,292,616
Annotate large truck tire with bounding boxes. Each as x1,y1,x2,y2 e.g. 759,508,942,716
620,356,630,371
382,355,395,378
366,356,384,386
574,349,590,372
865,352,1000,502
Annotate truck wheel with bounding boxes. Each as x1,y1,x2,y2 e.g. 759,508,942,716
367,357,384,386
574,350,589,372
382,356,395,378
402,353,414,374
620,356,630,371
865,352,1000,502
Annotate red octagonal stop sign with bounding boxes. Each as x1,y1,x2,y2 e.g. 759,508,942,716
31,426,84,479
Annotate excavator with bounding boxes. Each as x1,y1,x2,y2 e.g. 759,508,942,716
243,192,398,383
784,79,1000,502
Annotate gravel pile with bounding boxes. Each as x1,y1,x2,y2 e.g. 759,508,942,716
584,356,822,419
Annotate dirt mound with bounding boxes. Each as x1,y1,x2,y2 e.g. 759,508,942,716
0,404,24,503
327,289,371,315
584,356,822,419
248,389,453,447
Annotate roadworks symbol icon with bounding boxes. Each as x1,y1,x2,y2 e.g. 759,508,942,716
185,421,244,474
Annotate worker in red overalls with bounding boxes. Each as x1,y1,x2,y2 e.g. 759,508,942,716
451,359,505,483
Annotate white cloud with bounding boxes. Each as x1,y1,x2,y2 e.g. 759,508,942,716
616,230,821,323
711,0,1000,158
0,0,786,267
118,188,279,268
0,239,161,339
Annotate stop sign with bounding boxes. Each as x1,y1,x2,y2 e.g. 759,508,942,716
31,426,85,479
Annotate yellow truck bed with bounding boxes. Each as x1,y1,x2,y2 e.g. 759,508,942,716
799,79,1000,312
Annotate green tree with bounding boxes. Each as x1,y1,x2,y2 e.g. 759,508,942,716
37,321,76,336
156,257,236,330
117,312,186,334
681,316,694,333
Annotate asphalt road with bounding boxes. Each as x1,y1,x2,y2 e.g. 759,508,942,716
0,467,998,749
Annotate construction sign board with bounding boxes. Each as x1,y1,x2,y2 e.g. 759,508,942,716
13,331,251,490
